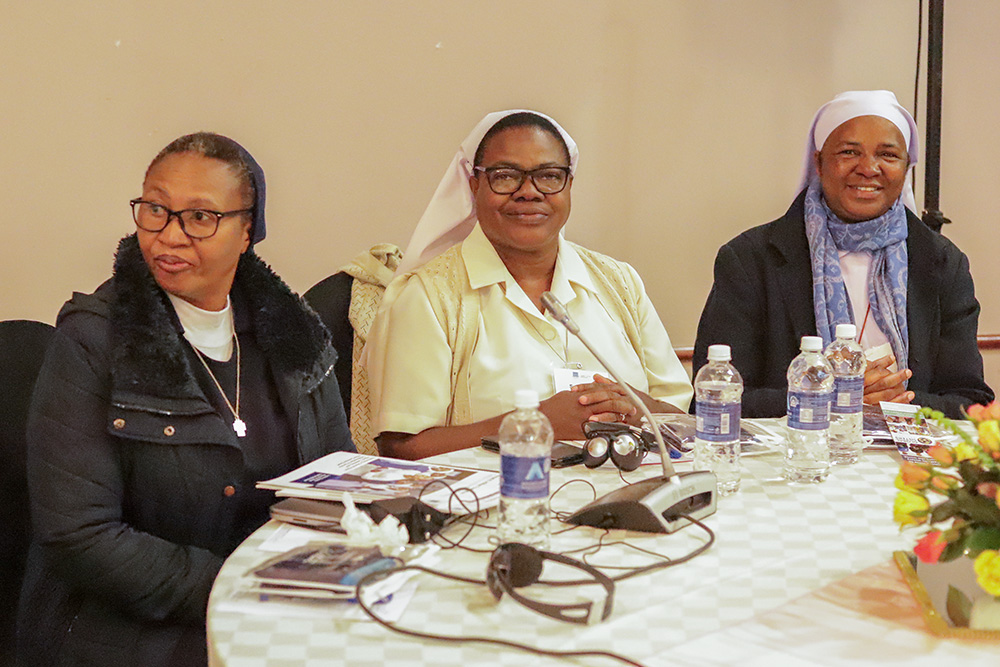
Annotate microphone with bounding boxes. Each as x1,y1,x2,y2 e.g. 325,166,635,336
540,291,717,534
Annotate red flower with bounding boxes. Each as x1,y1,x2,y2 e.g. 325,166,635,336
914,530,948,564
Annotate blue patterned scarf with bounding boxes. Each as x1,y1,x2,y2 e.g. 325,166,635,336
803,180,909,373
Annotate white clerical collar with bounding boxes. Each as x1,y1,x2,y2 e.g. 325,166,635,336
167,293,234,362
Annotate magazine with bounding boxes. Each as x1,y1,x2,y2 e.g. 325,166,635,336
257,452,500,513
879,402,973,463
250,543,391,593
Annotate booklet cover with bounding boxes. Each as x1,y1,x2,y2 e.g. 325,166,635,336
879,402,973,463
257,452,500,513
251,543,389,593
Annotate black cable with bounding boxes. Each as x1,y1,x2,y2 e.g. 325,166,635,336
354,564,649,667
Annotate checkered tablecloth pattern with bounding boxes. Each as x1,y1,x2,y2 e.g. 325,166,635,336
208,445,915,666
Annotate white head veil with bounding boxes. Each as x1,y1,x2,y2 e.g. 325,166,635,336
395,109,579,275
798,90,920,214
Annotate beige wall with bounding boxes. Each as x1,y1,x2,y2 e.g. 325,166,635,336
2,1,998,386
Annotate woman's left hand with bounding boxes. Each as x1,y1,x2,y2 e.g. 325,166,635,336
571,374,639,424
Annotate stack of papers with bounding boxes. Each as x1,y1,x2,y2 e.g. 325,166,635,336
247,542,396,600
257,452,500,514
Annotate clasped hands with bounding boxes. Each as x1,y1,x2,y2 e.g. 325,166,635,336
539,374,641,439
864,354,914,405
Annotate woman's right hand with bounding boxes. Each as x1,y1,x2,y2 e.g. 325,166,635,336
863,355,914,405
539,381,636,439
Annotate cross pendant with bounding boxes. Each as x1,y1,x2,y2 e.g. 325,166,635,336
233,418,247,437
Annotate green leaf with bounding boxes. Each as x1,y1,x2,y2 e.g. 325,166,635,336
931,501,959,523
946,585,973,627
966,527,1000,556
941,539,967,562
953,489,1000,525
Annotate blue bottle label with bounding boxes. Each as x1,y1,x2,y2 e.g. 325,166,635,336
831,376,864,415
500,455,550,499
696,401,741,442
787,391,832,430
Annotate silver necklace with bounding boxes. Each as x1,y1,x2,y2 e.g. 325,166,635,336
192,332,245,437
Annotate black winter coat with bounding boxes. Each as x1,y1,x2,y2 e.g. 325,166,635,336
17,235,354,666
693,192,993,419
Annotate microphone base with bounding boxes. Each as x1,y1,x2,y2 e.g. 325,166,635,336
565,472,717,533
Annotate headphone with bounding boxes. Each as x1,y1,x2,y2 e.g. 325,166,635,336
581,422,650,471
486,543,615,625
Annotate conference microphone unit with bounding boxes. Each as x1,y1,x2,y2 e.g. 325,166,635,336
540,292,717,534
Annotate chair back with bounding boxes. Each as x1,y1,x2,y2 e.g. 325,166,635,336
0,320,55,664
305,243,402,455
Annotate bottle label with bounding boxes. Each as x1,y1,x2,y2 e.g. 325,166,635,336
787,391,832,430
696,401,741,442
500,455,550,499
831,376,864,415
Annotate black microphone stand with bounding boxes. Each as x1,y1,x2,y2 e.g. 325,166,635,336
540,292,717,533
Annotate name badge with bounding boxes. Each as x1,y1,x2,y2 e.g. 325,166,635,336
552,367,598,393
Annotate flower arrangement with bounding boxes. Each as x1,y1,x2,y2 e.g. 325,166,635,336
893,403,1000,601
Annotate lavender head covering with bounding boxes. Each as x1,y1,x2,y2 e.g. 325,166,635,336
798,90,919,214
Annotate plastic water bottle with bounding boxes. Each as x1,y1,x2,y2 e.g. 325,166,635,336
694,344,743,495
498,389,553,548
825,323,866,465
785,336,834,483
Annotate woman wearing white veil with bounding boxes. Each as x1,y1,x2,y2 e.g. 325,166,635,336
367,110,691,459
693,91,991,418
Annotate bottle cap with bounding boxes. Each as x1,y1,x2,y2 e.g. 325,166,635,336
707,344,731,361
513,389,540,409
801,336,823,352
835,323,857,339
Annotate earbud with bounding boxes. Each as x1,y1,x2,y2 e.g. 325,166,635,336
583,423,646,471
609,433,642,471
583,435,611,468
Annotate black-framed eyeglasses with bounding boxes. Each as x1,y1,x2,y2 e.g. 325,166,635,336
129,199,253,239
473,166,571,195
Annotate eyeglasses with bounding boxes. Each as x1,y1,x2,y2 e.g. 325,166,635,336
474,166,571,195
129,199,253,239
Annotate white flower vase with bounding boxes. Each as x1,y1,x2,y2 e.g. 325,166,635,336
970,596,1000,630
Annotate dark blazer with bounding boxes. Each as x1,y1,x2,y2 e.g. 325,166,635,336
693,191,993,419
18,235,354,666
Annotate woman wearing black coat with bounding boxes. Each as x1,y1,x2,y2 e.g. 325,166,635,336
17,133,354,665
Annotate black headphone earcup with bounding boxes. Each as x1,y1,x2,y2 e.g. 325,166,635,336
501,543,545,588
610,434,642,472
583,435,611,468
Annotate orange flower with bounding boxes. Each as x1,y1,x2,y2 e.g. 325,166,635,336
929,475,960,493
897,462,931,490
928,445,955,466
967,404,986,421
978,482,999,500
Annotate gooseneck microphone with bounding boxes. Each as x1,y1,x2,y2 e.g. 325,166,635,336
540,292,675,479
540,291,718,534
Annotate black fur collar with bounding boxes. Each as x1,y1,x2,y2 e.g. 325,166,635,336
109,234,331,399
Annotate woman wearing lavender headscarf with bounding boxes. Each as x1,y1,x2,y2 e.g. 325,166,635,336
693,90,992,418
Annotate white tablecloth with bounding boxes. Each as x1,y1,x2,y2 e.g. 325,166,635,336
207,446,946,666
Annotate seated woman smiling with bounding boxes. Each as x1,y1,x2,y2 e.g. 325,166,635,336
693,91,993,418
18,133,354,666
366,110,691,460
